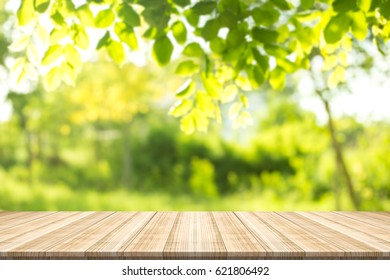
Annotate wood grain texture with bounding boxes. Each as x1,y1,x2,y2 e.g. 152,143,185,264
163,212,226,259
213,212,266,259
0,211,389,259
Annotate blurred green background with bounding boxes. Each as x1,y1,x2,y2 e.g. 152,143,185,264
1,1,390,211
1,59,390,211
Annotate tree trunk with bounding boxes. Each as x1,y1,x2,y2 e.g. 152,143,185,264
317,92,360,210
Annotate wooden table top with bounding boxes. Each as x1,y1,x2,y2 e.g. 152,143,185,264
0,211,389,259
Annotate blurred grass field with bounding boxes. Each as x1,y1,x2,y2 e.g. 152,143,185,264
0,168,361,211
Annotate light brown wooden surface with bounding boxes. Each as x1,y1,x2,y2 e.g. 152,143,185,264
0,211,389,259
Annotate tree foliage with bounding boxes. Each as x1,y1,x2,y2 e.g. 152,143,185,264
7,0,390,132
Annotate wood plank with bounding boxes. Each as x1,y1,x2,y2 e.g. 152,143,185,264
86,212,155,258
337,212,390,231
122,212,177,259
0,212,24,219
311,212,390,250
255,212,345,259
0,212,389,260
298,212,385,258
46,212,143,258
7,212,112,259
235,212,304,259
213,212,266,259
163,212,226,259
0,212,90,258
0,212,80,242
0,212,56,231
331,212,390,240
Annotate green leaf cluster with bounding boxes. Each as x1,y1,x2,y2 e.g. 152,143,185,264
11,0,390,132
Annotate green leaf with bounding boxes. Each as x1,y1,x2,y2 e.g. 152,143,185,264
276,58,297,73
34,0,50,13
73,25,89,49
117,3,140,27
63,0,75,14
50,26,69,44
107,40,125,64
60,62,76,86
184,8,199,27
152,36,174,65
172,0,191,7
269,67,285,90
176,80,196,99
226,29,245,48
95,9,115,28
175,60,200,76
26,45,39,65
17,0,35,26
196,91,215,118
8,35,30,52
239,94,249,108
142,4,170,31
201,19,220,41
42,44,63,65
143,27,158,39
219,11,238,28
96,31,111,49
251,7,280,27
43,66,61,91
192,108,209,132
324,13,351,44
332,0,357,13
300,0,314,10
137,0,163,7
380,1,390,19
76,4,95,27
115,23,138,50
171,21,187,45
357,0,371,12
192,1,216,15
246,65,265,87
252,27,279,44
202,73,222,99
350,11,368,40
169,99,193,117
183,42,204,57
210,37,226,53
51,11,65,25
218,0,240,14
264,44,290,57
180,113,196,134
223,43,246,63
271,0,293,10
252,48,269,73
222,84,238,103
64,44,82,68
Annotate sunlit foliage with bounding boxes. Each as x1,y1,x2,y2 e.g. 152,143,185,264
6,0,390,132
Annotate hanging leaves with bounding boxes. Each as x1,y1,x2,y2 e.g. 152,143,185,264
17,0,35,26
324,13,351,44
95,9,115,28
152,36,174,65
117,3,140,27
175,60,200,76
171,21,187,45
42,44,63,65
115,23,138,50
107,41,125,65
